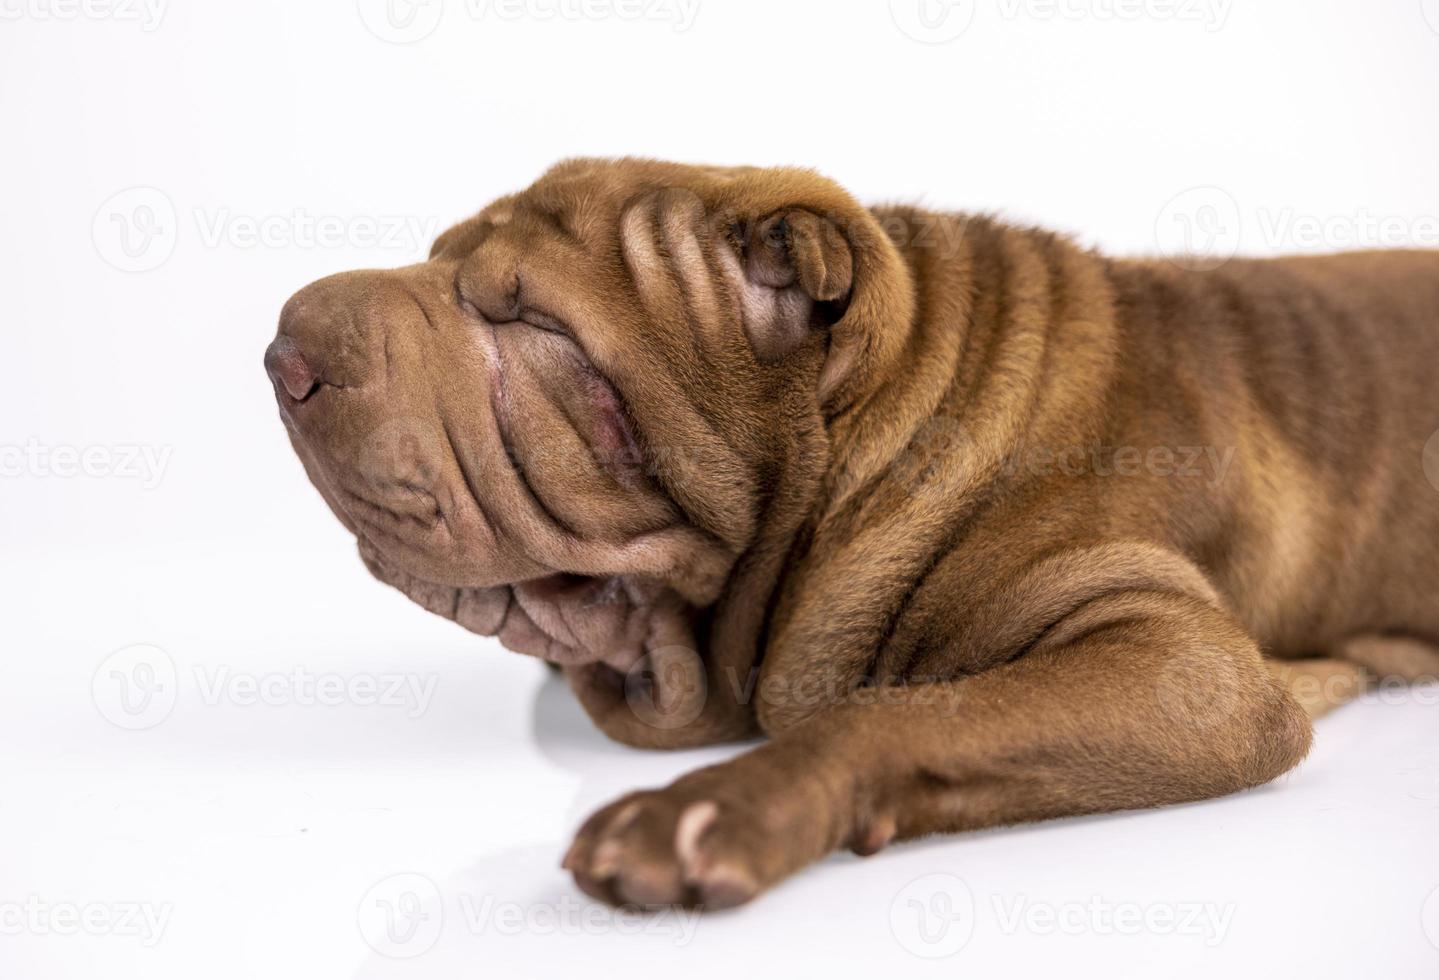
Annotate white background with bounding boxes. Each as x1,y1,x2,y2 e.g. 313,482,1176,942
3,0,1439,977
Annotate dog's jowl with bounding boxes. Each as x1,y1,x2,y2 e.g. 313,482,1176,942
265,158,1439,909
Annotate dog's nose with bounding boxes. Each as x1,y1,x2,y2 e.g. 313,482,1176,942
264,336,319,401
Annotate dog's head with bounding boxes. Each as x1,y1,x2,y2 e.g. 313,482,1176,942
264,158,913,743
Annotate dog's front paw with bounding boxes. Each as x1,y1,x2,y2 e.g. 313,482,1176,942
563,787,766,909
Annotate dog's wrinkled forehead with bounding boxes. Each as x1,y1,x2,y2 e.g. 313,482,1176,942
429,158,751,262
416,159,810,466
419,156,872,408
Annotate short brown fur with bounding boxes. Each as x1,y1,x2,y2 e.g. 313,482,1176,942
266,158,1439,908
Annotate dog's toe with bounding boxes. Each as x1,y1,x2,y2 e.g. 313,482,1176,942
565,788,770,909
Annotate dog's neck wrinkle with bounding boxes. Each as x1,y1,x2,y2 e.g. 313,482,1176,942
820,207,982,511
701,403,832,725
757,217,1121,717
823,216,1119,530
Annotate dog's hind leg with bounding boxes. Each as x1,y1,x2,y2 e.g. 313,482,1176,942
1336,634,1439,683
1263,636,1439,720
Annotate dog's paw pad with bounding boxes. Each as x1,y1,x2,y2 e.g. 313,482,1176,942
565,790,770,909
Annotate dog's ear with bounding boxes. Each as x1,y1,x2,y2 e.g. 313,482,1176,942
679,166,915,410
719,208,854,364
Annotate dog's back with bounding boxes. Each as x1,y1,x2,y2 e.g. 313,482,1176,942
1102,250,1439,658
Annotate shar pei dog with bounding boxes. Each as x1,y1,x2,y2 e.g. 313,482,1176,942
265,158,1439,909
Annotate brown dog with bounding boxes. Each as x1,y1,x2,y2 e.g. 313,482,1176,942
265,158,1439,909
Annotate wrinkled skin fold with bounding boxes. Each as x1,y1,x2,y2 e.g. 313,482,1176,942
267,158,1439,908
